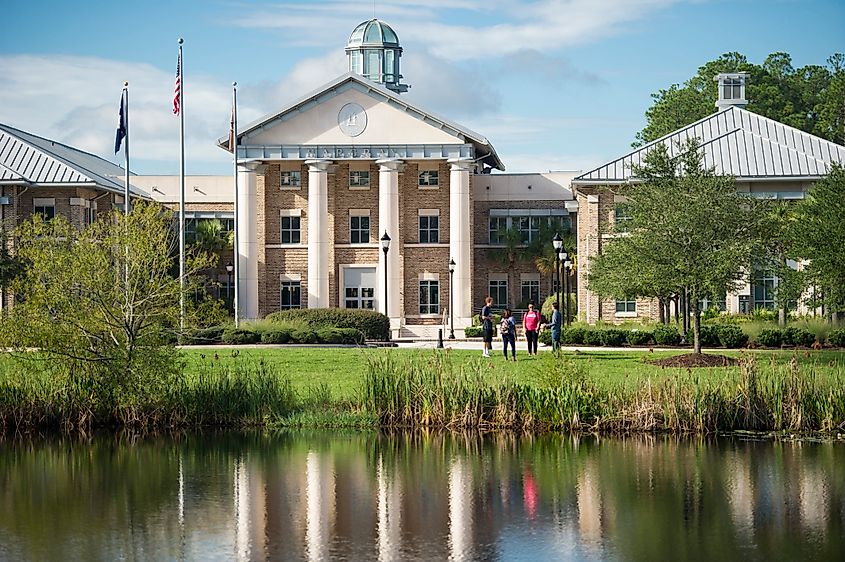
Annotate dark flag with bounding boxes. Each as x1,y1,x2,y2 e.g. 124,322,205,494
114,91,127,154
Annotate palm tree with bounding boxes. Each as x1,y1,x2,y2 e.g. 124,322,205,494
193,219,233,253
534,231,576,298
488,226,525,308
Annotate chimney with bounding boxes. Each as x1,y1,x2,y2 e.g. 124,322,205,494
715,72,749,110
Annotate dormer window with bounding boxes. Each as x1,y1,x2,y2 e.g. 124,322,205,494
715,72,749,110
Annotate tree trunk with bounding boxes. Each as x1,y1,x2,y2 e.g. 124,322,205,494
658,296,665,324
679,289,687,336
693,304,702,354
673,294,679,324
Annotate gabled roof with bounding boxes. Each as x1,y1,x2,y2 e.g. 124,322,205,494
0,123,148,197
574,106,845,184
218,72,505,171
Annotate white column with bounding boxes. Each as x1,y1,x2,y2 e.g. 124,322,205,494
237,163,262,320
306,160,331,309
449,158,473,326
377,159,402,330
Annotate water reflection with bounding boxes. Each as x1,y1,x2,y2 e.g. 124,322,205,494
0,432,842,561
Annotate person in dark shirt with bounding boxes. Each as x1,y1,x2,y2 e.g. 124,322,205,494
481,296,494,358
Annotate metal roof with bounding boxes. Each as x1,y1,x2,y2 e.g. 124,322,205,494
0,123,148,197
219,73,505,171
573,106,845,184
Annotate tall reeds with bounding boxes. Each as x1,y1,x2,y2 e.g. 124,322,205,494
360,351,845,434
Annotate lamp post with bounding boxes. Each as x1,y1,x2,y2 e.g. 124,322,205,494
564,258,572,326
448,258,456,340
380,232,391,339
225,260,234,314
552,233,563,314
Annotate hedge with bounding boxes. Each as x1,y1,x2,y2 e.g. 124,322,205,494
222,327,260,345
562,326,586,345
653,325,681,346
538,328,552,345
756,328,783,348
626,330,653,346
185,325,225,344
600,328,627,347
583,330,603,346
783,326,815,347
464,326,483,338
266,309,389,341
828,329,845,348
698,325,721,348
716,324,748,348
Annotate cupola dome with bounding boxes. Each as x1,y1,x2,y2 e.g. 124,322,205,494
346,19,409,94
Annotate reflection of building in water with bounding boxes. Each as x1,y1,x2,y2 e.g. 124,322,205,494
306,450,336,561
797,454,828,535
726,449,755,539
577,459,602,542
449,456,473,560
377,454,402,562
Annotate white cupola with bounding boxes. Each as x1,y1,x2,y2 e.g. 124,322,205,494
346,19,409,94
715,72,750,110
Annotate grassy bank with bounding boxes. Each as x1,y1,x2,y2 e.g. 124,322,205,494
1,348,843,434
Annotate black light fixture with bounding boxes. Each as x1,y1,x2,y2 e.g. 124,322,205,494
448,258,456,340
564,258,572,326
225,260,234,312
381,232,391,337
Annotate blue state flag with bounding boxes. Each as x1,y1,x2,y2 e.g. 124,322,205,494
114,92,127,154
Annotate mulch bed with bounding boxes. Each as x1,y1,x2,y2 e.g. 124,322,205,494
648,353,738,368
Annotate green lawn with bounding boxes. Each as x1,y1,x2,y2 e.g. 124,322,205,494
179,347,845,401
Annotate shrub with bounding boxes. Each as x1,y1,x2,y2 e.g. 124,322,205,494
472,312,502,327
221,328,260,345
653,325,681,346
600,328,627,347
783,326,815,347
538,328,551,345
290,328,318,344
702,306,723,321
626,329,653,346
751,306,777,322
716,324,748,348
185,325,225,344
583,330,603,346
464,326,483,338
260,327,291,344
827,329,845,348
266,309,389,340
315,327,364,345
562,326,586,345
698,325,721,348
336,327,365,344
756,328,783,348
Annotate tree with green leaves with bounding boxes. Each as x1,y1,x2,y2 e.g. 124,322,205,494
0,202,213,421
635,52,845,147
587,140,761,353
790,164,845,320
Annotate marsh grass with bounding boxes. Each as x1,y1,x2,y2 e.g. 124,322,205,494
360,350,845,434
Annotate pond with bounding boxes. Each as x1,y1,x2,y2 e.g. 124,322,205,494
0,432,842,561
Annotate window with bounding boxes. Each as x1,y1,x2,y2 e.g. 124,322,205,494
350,214,370,244
34,205,55,220
614,203,632,231
220,278,234,310
419,215,439,243
516,216,542,243
280,216,301,244
280,170,301,188
489,279,508,308
723,78,742,100
349,170,370,188
521,280,540,307
615,299,636,314
489,217,508,244
344,267,376,309
280,280,301,310
419,170,439,187
185,217,197,243
699,294,727,312
419,280,440,315
753,271,777,310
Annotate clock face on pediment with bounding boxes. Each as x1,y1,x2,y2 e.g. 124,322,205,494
338,103,367,137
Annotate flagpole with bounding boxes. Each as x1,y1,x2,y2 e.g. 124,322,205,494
123,82,130,216
232,82,240,328
178,38,186,333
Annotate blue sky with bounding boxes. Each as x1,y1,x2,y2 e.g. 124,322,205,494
1,0,842,175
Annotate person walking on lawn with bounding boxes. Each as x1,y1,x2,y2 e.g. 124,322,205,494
500,308,517,361
481,296,494,358
523,301,541,356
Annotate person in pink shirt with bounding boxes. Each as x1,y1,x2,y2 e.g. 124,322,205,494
523,301,541,356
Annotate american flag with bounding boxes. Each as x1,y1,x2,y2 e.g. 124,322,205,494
173,52,181,115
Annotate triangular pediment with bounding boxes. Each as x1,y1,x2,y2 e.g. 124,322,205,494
225,73,504,170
